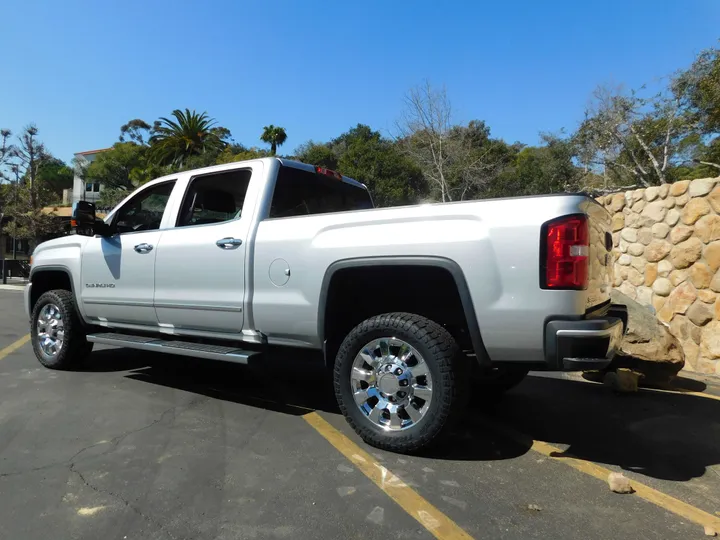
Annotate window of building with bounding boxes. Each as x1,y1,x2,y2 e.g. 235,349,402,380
176,169,252,227
85,182,100,193
269,165,373,219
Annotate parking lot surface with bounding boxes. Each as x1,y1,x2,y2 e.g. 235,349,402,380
1,290,719,540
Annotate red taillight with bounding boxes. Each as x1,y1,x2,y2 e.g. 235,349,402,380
315,166,343,180
543,215,589,289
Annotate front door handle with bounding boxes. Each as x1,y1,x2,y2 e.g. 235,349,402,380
216,237,243,249
134,243,153,253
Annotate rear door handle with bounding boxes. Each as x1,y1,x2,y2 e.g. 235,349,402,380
134,243,153,253
216,237,243,249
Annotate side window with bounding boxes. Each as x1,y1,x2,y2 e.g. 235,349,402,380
177,169,251,227
114,181,175,234
269,166,373,218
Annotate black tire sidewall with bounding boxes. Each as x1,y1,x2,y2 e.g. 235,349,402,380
31,290,84,369
335,315,457,448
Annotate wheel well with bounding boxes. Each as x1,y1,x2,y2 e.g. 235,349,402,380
322,265,475,361
30,270,72,312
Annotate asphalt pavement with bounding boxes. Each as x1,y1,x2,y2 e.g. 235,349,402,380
1,289,719,540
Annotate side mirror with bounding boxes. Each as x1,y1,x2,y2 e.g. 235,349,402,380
72,201,96,236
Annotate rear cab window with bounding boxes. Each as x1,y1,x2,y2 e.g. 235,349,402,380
269,165,373,219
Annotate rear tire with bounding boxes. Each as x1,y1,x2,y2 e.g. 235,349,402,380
334,312,469,454
31,289,93,370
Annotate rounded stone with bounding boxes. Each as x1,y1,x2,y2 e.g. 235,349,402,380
676,193,690,207
658,259,673,277
682,198,710,225
704,241,720,272
637,228,653,245
612,213,625,232
700,320,720,358
614,274,623,287
665,209,681,226
688,178,717,198
708,186,720,214
619,266,629,280
669,225,693,245
618,254,632,266
633,199,647,212
626,212,641,228
632,189,645,202
628,268,644,287
621,228,637,242
652,277,673,296
641,200,667,224
659,184,670,199
613,232,621,247
609,193,626,213
664,197,676,209
645,263,658,286
619,239,629,253
636,286,653,306
617,281,637,299
644,240,672,262
670,237,703,269
670,180,690,196
665,282,698,315
711,270,720,293
697,289,717,303
644,186,660,201
628,243,645,256
652,294,666,313
690,262,714,289
670,269,689,286
630,257,647,272
651,223,670,239
695,214,720,244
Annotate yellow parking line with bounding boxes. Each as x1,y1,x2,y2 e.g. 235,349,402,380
482,418,720,532
0,334,30,361
303,412,473,540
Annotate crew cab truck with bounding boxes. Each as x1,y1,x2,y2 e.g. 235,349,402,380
26,157,627,453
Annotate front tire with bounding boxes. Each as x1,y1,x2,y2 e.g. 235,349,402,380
31,289,93,370
333,313,469,453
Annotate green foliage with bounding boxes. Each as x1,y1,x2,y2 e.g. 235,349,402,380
295,141,338,169
674,42,720,135
35,157,73,195
260,125,287,156
149,109,226,167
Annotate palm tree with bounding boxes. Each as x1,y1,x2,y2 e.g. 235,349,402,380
149,109,225,167
260,125,288,156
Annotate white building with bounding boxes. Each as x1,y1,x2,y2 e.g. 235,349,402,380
70,148,110,205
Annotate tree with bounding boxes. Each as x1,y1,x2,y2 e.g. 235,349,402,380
260,125,287,156
295,141,338,169
576,84,690,187
3,126,65,249
36,157,74,196
149,109,226,167
397,81,509,201
119,119,154,145
674,42,720,135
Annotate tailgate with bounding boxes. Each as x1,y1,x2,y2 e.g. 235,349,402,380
585,201,613,310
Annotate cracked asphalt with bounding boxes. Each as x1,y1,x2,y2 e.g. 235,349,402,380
1,289,720,540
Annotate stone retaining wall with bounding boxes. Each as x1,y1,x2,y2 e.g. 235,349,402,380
597,177,720,375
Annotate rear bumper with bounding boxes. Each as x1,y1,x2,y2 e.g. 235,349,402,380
544,303,628,371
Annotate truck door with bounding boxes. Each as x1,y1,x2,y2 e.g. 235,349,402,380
80,180,176,326
153,164,261,334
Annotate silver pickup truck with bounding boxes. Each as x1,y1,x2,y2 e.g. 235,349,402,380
25,157,627,452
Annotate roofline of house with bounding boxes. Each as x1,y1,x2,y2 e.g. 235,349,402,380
74,147,112,156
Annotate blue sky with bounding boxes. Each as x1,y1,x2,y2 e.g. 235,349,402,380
1,0,718,164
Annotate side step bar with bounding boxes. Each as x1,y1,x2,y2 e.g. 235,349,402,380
87,332,260,365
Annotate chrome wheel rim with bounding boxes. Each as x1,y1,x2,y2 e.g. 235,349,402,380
36,303,65,358
350,337,433,431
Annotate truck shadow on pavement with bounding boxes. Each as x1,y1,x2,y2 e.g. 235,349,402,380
84,348,720,483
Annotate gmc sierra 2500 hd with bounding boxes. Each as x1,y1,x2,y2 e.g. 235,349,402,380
25,157,627,452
